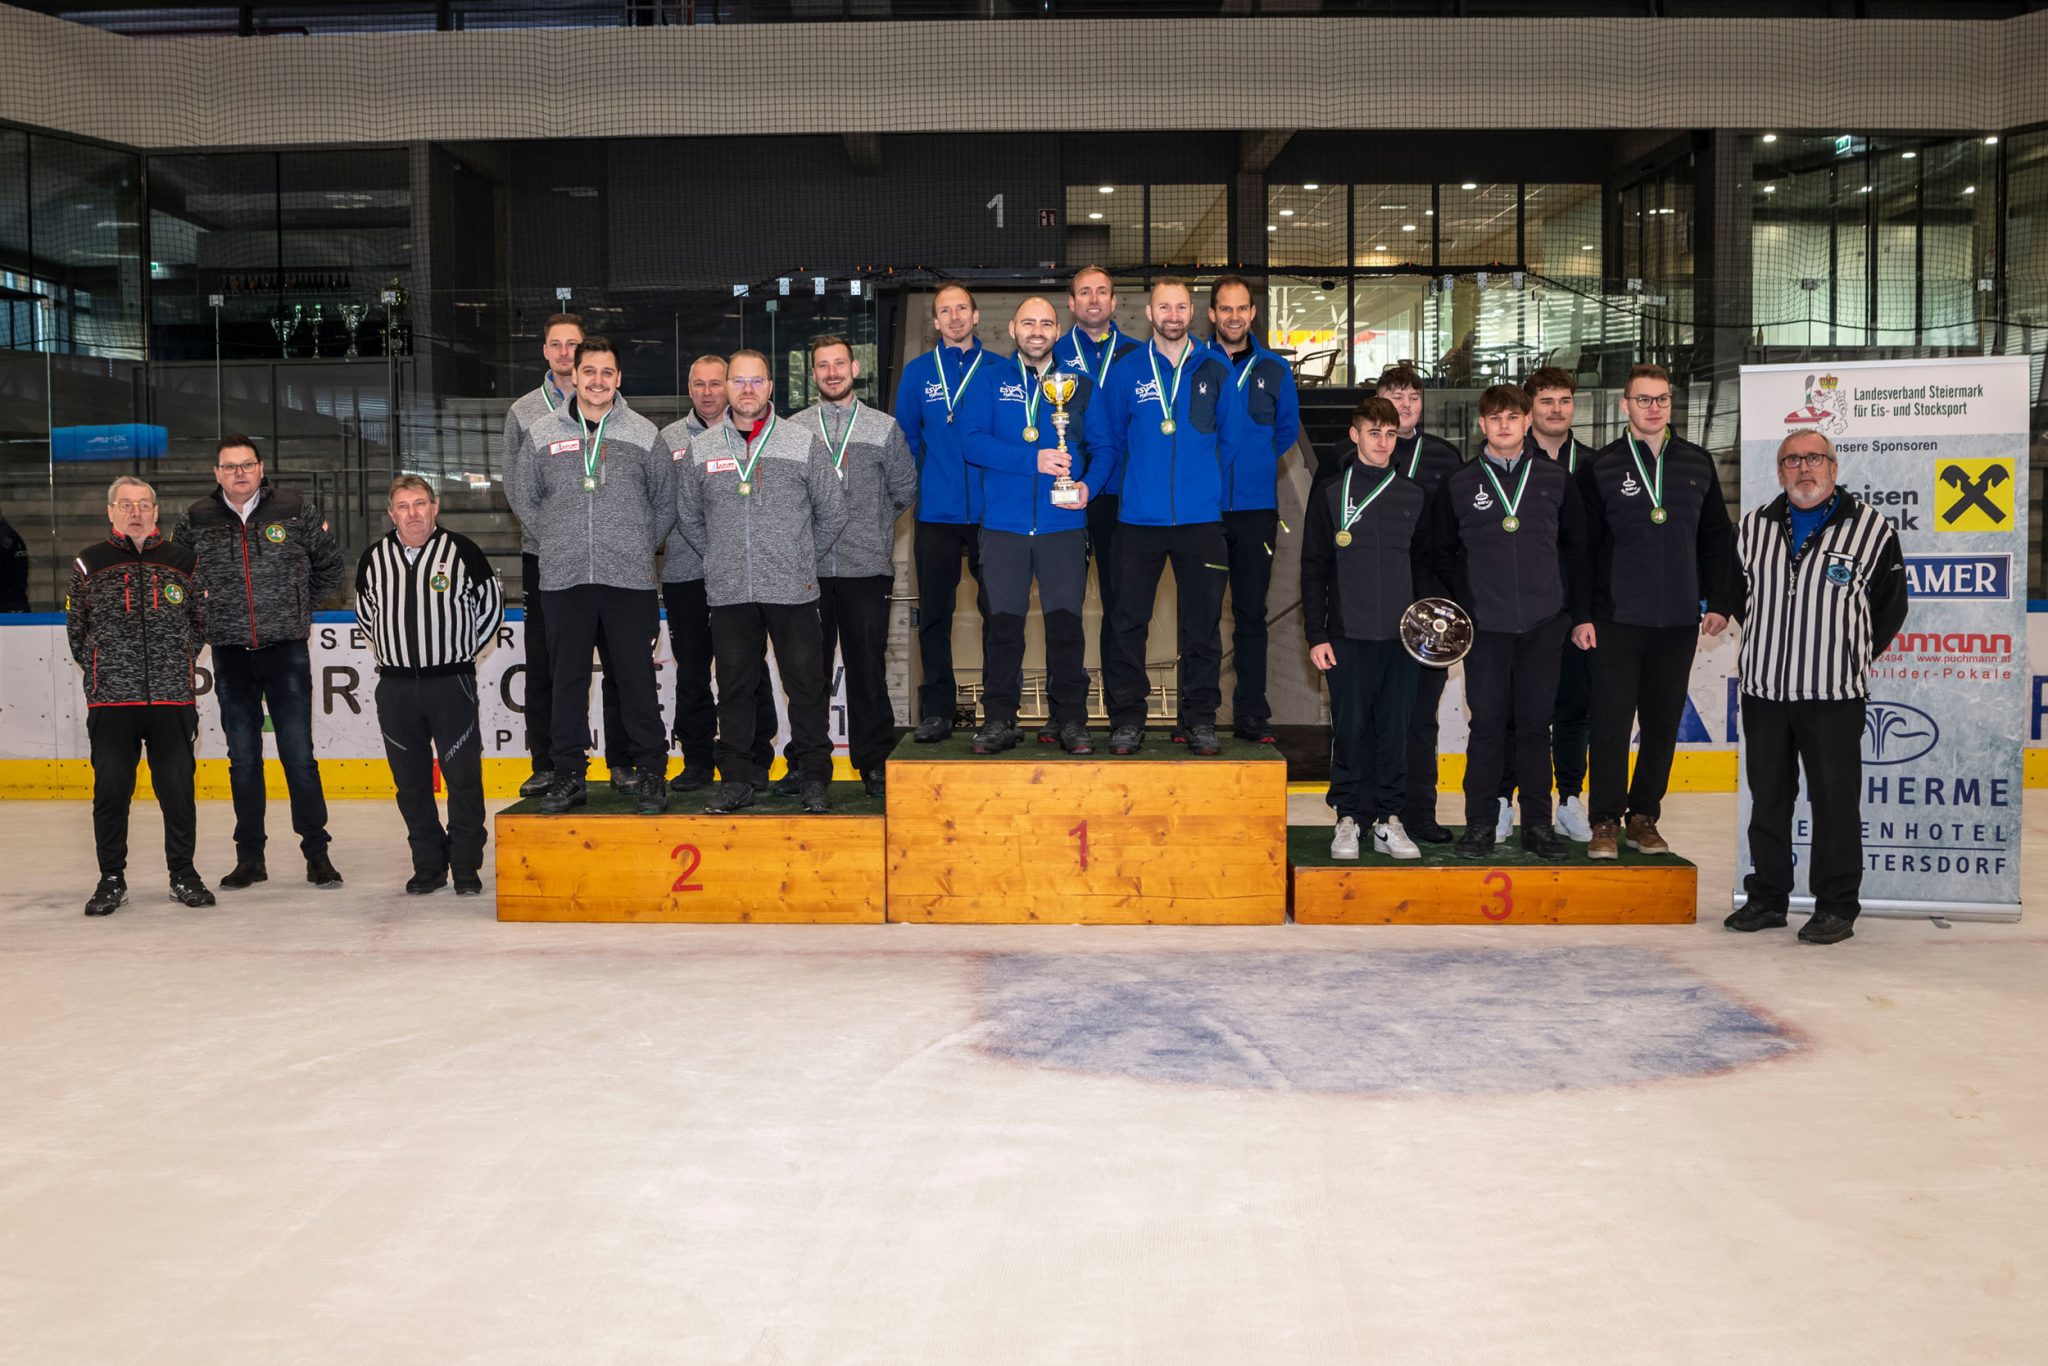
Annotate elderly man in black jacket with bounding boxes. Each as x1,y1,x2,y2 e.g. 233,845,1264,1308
175,435,344,890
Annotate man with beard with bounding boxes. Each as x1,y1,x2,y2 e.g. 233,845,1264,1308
1059,265,1137,719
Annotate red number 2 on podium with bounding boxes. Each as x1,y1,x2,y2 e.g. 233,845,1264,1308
1481,869,1513,920
1069,819,1090,872
669,843,704,893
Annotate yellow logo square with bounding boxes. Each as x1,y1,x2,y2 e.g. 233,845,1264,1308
1934,457,2015,532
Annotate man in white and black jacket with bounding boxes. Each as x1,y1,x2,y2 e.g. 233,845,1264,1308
507,336,676,818
356,477,503,896
1727,430,1907,946
676,349,849,815
1575,362,1736,861
1428,384,1591,861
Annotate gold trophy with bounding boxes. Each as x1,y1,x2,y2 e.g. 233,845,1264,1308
1040,371,1083,507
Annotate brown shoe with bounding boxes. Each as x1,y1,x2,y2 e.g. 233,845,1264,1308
1624,814,1670,855
1587,819,1621,861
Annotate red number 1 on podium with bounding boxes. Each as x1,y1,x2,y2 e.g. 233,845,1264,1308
1069,819,1090,872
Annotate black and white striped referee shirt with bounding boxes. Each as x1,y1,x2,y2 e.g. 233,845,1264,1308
1733,490,1908,702
354,526,504,675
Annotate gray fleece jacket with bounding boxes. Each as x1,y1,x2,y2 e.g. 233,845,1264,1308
789,399,918,580
501,375,570,557
676,409,848,608
507,398,675,592
658,410,713,584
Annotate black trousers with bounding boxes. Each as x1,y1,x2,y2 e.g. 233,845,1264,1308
913,520,989,723
1588,621,1698,825
1741,694,1866,922
1103,521,1228,731
1087,493,1122,684
1222,507,1279,728
1461,613,1570,828
1402,662,1450,826
981,527,1090,728
712,600,831,787
663,578,775,778
807,575,895,773
1501,637,1592,802
542,585,666,777
375,672,486,877
523,554,627,773
1326,638,1418,823
212,639,329,861
88,705,197,880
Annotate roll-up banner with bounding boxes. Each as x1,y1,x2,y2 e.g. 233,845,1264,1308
1737,357,2030,921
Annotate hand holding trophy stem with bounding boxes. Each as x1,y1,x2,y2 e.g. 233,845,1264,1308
1041,371,1082,508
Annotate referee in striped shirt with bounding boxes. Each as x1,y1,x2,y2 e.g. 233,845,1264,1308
1727,430,1907,945
356,476,505,896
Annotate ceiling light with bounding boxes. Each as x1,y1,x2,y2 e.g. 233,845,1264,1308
1859,185,1872,193
1426,209,1435,216
1580,243,1595,250
1461,182,1478,191
1098,185,1115,194
1901,151,1918,159
1088,211,1103,220
1266,224,1277,232
1762,185,1777,194
1985,136,2000,145
1279,208,1295,217
1401,224,1417,232
1761,133,1778,144
1372,245,1385,252
1963,185,1977,195
1303,182,1320,190
1382,204,1407,211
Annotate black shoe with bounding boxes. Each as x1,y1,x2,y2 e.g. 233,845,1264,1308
635,771,669,816
518,770,554,799
607,766,640,796
971,719,1022,755
862,767,886,798
1168,722,1188,745
168,875,215,907
800,780,831,814
406,870,447,895
704,781,756,814
306,855,344,888
452,870,484,896
1519,823,1570,861
767,769,804,798
1234,720,1279,744
913,716,951,743
1403,816,1454,845
1058,723,1095,755
219,860,267,890
668,767,710,793
1037,722,1060,745
1186,723,1221,756
84,875,126,917
1454,825,1496,860
539,775,587,815
1798,910,1857,945
1109,724,1144,755
1724,903,1789,932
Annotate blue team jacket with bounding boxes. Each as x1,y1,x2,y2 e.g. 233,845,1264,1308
1081,338,1231,528
893,340,994,524
1212,339,1301,513
960,355,1098,537
1055,326,1137,496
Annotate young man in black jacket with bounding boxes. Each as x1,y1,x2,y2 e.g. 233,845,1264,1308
1301,396,1437,861
1429,385,1590,861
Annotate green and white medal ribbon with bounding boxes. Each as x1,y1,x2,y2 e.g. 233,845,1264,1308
1068,329,1116,387
823,402,861,478
1016,358,1043,444
938,347,984,425
1335,463,1397,547
579,407,610,492
1625,430,1669,525
1149,340,1193,436
1482,455,1532,533
726,412,777,496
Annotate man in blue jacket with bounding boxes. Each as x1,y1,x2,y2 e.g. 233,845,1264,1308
1082,277,1233,755
1059,265,1137,716
1209,275,1300,744
894,283,993,742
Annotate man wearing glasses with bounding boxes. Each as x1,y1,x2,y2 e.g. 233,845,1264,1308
1726,431,1906,945
1575,363,1735,861
175,436,344,890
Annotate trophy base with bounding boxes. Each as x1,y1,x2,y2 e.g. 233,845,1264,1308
1049,489,1083,508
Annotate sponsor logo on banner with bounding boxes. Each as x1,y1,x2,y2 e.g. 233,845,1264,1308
1903,554,2011,600
1782,371,1849,434
1934,457,2015,531
1861,700,1939,765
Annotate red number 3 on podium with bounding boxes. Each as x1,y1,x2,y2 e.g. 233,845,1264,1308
1480,869,1513,921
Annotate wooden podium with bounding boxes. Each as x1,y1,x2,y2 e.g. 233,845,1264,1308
885,733,1288,924
1288,826,1697,925
495,783,886,923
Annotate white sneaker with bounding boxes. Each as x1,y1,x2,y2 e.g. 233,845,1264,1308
1373,816,1421,860
1330,816,1361,860
1495,796,1514,841
1555,795,1593,842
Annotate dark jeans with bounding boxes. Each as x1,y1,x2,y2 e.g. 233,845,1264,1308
542,585,666,777
663,578,775,778
982,527,1090,728
1741,694,1866,922
1326,637,1417,823
212,638,330,862
1461,613,1570,828
375,671,486,877
523,553,628,773
1501,636,1592,802
807,575,895,773
1588,621,1699,825
88,705,197,880
712,600,831,787
1222,507,1278,728
914,520,988,724
1102,521,1228,732
1401,662,1450,827
1087,493,1121,686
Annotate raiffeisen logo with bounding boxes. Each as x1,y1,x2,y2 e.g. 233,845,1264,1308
1784,371,1848,435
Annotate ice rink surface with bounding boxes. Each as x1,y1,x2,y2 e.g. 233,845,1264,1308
2,793,2043,1365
